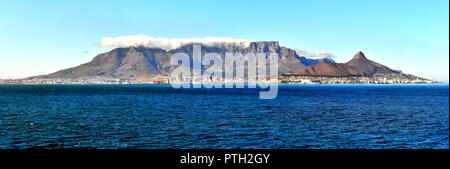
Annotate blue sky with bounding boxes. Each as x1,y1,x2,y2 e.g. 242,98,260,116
0,0,448,81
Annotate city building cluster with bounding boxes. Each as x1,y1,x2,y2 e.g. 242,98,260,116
0,74,438,85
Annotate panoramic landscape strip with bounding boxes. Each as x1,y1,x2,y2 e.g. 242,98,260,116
0,42,439,85
0,0,448,167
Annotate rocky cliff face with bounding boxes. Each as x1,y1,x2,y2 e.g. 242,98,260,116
37,41,330,79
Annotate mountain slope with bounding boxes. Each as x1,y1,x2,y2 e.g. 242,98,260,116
287,61,362,77
39,47,174,79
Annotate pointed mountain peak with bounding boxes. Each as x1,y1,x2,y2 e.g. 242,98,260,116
353,51,367,59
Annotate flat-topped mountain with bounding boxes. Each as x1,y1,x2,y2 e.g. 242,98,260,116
34,41,333,80
31,42,428,82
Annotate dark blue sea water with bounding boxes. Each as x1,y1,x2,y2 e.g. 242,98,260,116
0,84,448,149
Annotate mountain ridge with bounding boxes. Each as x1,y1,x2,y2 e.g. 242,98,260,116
31,42,429,82
34,41,333,80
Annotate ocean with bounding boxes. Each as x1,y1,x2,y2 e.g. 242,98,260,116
0,84,448,149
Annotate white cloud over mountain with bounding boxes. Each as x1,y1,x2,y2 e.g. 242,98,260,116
294,49,335,59
99,35,256,50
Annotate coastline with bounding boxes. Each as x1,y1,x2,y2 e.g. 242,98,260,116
0,82,445,85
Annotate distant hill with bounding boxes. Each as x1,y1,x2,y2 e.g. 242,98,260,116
34,41,334,80
285,51,426,80
345,51,399,75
